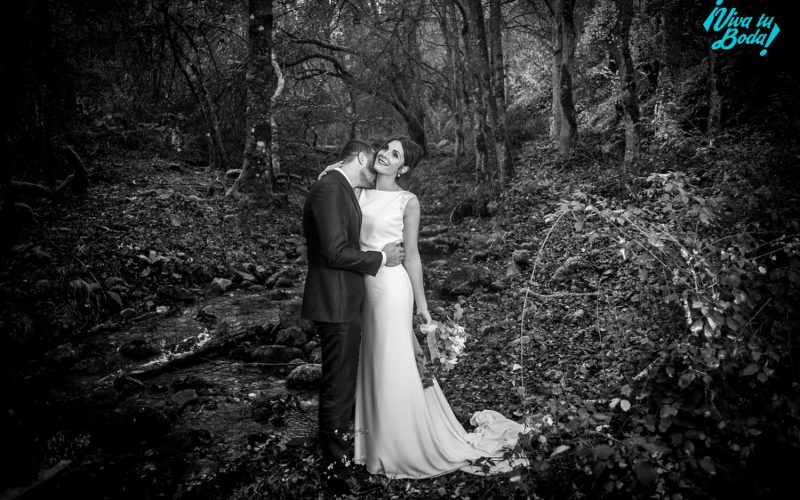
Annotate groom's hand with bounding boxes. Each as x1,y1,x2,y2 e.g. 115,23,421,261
382,242,404,267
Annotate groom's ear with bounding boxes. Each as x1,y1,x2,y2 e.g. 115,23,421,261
357,151,367,165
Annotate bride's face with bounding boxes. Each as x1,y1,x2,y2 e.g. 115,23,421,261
357,152,377,188
375,140,408,177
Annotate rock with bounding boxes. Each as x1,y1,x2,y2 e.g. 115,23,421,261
250,345,304,363
104,277,128,289
112,405,173,441
470,232,505,246
113,375,147,392
419,225,450,238
223,214,238,223
267,268,299,288
486,200,500,217
254,265,270,282
489,280,508,292
435,139,450,149
304,340,319,354
192,265,214,284
234,270,256,283
275,326,306,348
106,291,123,311
172,374,213,391
417,239,439,256
157,285,194,302
441,265,492,297
182,459,219,483
171,389,199,409
470,250,499,263
209,277,233,294
34,279,52,292
480,324,503,336
309,347,322,363
121,308,137,318
279,299,303,327
552,256,582,282
506,261,521,278
119,337,163,360
512,250,532,266
286,363,323,390
417,236,453,257
225,168,242,179
45,343,79,366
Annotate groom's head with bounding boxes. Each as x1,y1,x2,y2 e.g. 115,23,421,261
338,140,376,188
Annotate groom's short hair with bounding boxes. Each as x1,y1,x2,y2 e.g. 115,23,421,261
338,140,374,163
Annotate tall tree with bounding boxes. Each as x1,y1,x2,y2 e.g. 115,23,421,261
436,0,466,160
553,0,577,158
488,0,512,180
227,0,274,205
465,0,509,181
613,0,641,172
653,0,683,140
460,0,489,180
707,48,721,138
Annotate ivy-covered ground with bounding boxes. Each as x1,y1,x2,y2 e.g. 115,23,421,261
1,127,799,499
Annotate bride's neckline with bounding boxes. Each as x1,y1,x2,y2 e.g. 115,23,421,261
371,188,405,193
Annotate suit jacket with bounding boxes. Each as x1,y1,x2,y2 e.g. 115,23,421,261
302,170,383,323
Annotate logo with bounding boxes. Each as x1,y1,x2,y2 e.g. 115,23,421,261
703,0,781,56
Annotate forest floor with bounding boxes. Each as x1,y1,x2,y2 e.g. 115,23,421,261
2,130,799,500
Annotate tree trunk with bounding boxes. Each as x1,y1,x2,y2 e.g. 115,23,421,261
406,21,428,154
438,0,465,161
654,0,683,140
459,1,487,181
32,0,55,187
271,52,285,180
550,0,563,141
707,48,722,139
226,0,273,206
614,0,641,174
489,0,512,180
557,0,577,158
451,2,468,160
464,0,501,180
348,89,358,140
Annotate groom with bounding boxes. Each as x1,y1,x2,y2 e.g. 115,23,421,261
302,140,404,484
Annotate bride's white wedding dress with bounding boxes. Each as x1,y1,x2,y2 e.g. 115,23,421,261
354,189,528,479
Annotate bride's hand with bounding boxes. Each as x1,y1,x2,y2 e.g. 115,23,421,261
418,309,433,324
318,161,343,180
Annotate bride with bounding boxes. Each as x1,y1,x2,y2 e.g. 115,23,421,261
341,136,529,479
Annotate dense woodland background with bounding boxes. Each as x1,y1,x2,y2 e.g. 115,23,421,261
1,0,799,499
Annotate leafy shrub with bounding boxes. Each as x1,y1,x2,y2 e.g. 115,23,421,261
530,170,799,498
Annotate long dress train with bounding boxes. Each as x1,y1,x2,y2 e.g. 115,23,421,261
354,189,528,479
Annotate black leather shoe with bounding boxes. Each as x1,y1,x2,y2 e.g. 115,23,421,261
323,474,352,496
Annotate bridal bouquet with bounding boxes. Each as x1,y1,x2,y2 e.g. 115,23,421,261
414,306,469,388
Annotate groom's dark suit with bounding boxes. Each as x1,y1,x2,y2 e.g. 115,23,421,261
302,169,383,464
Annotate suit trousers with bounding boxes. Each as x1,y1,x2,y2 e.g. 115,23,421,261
316,317,361,464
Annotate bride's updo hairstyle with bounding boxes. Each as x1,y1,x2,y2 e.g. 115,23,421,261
383,136,424,175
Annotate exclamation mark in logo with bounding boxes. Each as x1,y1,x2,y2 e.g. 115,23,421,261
760,24,780,56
